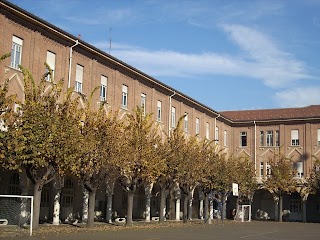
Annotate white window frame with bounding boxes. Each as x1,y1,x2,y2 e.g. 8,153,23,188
75,64,83,93
215,126,219,143
100,75,107,101
266,162,271,177
206,122,210,139
291,129,299,146
157,100,162,122
45,51,56,81
266,130,273,147
11,36,23,69
121,85,128,109
260,162,264,177
224,130,227,147
184,113,188,132
141,93,146,116
171,107,176,128
317,129,320,146
195,118,200,135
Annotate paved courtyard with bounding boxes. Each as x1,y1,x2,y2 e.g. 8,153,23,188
2,221,320,240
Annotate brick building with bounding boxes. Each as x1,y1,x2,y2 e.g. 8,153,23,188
1,0,320,223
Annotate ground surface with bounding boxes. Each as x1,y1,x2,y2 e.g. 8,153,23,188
1,220,319,240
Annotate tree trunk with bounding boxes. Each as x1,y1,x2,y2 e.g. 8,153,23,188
159,186,166,222
279,194,283,222
183,194,188,223
204,194,211,224
221,193,226,222
86,189,97,228
126,191,134,226
32,183,42,229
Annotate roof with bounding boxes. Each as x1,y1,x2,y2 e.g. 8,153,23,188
220,105,320,122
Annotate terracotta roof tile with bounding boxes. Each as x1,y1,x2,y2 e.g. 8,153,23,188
220,105,320,121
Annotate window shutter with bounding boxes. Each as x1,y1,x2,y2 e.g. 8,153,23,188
101,75,107,86
46,51,56,70
12,36,23,45
291,130,298,139
76,64,83,83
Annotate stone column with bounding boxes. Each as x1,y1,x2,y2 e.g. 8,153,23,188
145,183,153,222
175,188,181,221
52,189,62,225
199,190,204,220
52,176,64,225
273,195,279,221
82,188,89,223
209,199,214,220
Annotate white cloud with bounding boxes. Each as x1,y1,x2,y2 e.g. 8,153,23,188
274,87,320,108
95,24,313,88
221,24,312,87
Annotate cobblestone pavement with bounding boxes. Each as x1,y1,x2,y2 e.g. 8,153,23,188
1,220,320,240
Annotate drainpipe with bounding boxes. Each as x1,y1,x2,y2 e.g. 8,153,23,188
68,40,79,89
254,120,257,173
168,91,176,136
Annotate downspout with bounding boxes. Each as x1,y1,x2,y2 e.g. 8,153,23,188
68,40,79,88
254,120,257,173
168,91,176,136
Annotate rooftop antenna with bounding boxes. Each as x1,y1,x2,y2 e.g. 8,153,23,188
109,27,112,54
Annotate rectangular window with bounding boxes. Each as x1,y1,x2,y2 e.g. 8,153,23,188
224,130,227,147
75,64,83,93
141,93,146,115
317,129,320,146
260,131,264,146
121,85,128,109
195,118,200,135
240,131,247,147
266,162,271,177
215,127,219,143
260,162,264,177
291,130,299,146
295,161,303,178
171,107,176,128
157,101,162,122
266,130,273,147
275,130,280,146
100,75,107,101
206,122,210,139
184,113,188,132
45,51,56,81
11,36,23,69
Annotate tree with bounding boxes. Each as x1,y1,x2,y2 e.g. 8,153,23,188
197,141,220,224
177,135,205,223
118,107,166,226
71,95,123,228
3,67,81,228
210,153,237,222
263,149,297,222
306,156,320,194
233,157,257,209
161,115,188,222
0,53,16,166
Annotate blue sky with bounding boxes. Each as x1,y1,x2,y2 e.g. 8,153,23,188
9,0,320,111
